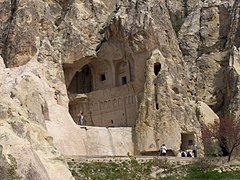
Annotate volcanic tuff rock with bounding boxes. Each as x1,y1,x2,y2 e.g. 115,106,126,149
0,0,240,179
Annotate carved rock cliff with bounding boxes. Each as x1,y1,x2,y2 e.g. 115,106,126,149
0,0,240,179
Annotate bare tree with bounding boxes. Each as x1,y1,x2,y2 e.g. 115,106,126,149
202,121,222,157
202,117,240,162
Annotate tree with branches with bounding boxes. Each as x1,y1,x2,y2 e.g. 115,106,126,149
202,117,240,162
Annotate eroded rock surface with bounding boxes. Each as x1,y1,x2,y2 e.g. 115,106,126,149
1,0,240,178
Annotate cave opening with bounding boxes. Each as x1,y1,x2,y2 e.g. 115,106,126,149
154,62,161,76
180,133,195,151
68,65,92,94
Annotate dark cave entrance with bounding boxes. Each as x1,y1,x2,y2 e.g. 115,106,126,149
68,65,92,94
154,62,161,76
180,133,195,151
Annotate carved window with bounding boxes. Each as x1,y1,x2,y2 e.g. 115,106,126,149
122,76,127,85
188,140,193,146
100,73,106,81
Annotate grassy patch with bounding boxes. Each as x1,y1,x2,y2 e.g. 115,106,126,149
68,158,240,180
68,157,168,180
185,165,240,180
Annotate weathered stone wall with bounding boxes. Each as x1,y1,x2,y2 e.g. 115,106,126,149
0,57,73,179
87,85,137,127
1,0,240,178
178,0,234,114
76,127,134,156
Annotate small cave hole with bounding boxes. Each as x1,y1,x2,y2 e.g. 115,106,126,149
154,62,161,76
172,87,179,94
156,103,159,110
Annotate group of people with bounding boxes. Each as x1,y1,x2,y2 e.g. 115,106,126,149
160,143,197,158
180,150,192,157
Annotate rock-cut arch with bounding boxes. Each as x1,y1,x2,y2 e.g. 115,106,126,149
68,65,92,94
116,61,130,86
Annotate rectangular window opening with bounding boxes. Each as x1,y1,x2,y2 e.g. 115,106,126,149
122,76,127,85
100,74,106,81
188,140,193,146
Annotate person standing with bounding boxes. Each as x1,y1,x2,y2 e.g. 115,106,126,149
108,120,114,128
79,112,84,125
193,143,197,158
160,144,167,156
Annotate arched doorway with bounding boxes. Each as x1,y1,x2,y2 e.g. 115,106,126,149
68,65,92,94
116,61,130,86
